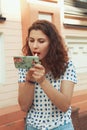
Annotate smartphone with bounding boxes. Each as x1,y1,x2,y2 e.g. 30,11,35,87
13,56,40,69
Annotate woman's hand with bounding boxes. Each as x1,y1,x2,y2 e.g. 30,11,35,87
26,68,35,82
29,64,45,84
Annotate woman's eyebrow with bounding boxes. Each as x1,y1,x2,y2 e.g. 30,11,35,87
29,37,34,40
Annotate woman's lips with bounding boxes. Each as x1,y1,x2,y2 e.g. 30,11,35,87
33,52,40,56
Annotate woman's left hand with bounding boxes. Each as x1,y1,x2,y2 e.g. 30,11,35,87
30,64,45,84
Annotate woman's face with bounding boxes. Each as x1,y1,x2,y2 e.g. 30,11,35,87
28,30,50,60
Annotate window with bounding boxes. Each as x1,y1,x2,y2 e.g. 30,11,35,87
64,0,87,27
38,13,52,22
65,35,87,73
0,33,5,84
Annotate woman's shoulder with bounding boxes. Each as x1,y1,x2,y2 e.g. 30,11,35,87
67,59,75,69
61,59,77,83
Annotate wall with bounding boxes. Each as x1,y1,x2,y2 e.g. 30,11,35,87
0,0,87,110
58,0,87,112
0,0,22,108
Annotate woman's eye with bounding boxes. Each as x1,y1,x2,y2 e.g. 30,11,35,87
39,40,45,43
29,39,34,43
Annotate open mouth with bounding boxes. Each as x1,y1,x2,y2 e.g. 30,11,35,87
33,52,40,56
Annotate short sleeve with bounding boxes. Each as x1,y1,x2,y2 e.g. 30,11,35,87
18,68,28,82
61,60,77,83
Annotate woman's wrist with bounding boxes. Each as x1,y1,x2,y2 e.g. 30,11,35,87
26,78,36,84
39,77,46,85
28,80,36,84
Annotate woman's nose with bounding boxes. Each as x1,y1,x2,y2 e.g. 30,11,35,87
33,41,38,48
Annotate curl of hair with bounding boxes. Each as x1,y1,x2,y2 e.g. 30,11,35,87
22,20,69,79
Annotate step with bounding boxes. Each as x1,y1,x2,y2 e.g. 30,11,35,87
72,89,87,113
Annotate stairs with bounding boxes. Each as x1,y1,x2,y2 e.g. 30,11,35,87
0,105,25,130
72,89,87,113
71,89,87,130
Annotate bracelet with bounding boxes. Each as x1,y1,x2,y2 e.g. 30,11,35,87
28,80,36,84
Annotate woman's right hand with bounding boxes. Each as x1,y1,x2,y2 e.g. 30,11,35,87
26,68,35,82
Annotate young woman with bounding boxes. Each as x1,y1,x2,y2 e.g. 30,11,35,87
18,20,77,130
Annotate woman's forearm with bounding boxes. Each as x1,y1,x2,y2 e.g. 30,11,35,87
18,82,35,112
40,79,73,112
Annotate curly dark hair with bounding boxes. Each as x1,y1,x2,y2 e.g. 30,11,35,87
22,20,69,79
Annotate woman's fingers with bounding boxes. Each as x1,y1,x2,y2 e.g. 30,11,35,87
26,64,45,83
30,64,45,83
